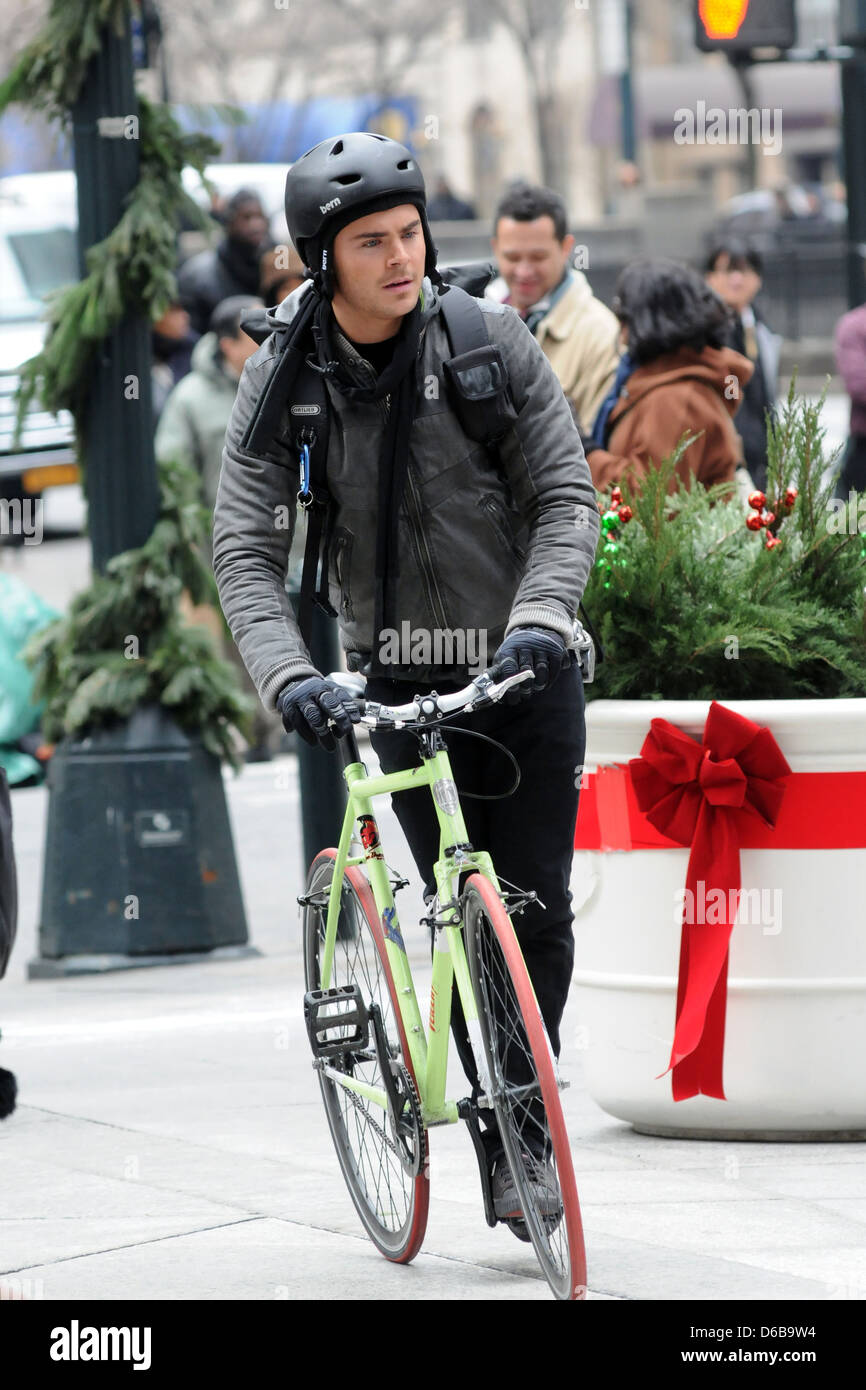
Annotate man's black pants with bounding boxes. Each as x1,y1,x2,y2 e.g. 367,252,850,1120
367,664,585,1161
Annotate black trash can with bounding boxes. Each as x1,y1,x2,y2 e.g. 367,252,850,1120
32,705,253,976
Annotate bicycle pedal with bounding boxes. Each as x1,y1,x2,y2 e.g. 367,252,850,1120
304,985,370,1060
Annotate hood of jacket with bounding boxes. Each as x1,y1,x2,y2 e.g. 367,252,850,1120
611,345,754,425
189,331,239,387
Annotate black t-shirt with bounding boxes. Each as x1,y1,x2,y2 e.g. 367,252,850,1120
345,333,398,377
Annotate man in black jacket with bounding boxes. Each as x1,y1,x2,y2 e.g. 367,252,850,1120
177,189,273,337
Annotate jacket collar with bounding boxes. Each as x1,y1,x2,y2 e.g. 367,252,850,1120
536,271,594,341
486,269,593,341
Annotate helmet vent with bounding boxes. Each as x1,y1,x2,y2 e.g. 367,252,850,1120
333,173,362,186
329,139,344,156
396,159,414,170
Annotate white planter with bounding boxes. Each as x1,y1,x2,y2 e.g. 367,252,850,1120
571,697,866,1138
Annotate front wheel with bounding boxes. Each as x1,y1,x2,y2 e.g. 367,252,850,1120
302,850,429,1263
463,873,587,1300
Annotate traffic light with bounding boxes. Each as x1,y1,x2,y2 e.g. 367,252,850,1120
695,0,796,54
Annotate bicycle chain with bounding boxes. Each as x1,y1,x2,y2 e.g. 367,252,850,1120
340,1061,427,1177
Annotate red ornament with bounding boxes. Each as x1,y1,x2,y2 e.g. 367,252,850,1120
611,486,623,505
748,490,766,510
618,504,633,523
760,510,776,528
765,535,782,550
784,486,799,508
746,512,763,531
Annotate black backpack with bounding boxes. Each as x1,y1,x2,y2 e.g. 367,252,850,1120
240,265,601,663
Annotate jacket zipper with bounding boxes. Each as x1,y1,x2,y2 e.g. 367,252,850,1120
378,394,449,632
481,495,526,567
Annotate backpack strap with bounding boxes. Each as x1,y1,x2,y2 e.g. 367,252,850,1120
289,355,335,651
438,286,517,446
238,292,335,653
242,289,318,458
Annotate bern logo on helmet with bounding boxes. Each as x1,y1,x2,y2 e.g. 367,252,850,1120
319,197,342,214
290,405,321,416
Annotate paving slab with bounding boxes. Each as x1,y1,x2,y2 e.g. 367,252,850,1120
2,764,865,1303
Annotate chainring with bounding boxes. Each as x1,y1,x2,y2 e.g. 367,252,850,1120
388,1062,427,1178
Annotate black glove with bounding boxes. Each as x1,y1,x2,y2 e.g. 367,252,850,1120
277,676,360,751
490,627,569,701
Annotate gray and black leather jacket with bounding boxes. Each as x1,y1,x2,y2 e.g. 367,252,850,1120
213,277,600,709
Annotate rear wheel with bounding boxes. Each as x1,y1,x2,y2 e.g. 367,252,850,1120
463,873,587,1300
302,849,429,1262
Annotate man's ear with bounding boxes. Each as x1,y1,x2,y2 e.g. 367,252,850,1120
562,233,575,260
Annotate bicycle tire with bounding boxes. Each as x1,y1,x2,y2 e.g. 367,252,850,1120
462,873,587,1300
302,849,429,1263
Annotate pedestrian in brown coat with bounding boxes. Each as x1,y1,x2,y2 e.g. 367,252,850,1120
584,259,753,494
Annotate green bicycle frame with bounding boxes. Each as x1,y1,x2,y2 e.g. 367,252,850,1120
316,733,505,1128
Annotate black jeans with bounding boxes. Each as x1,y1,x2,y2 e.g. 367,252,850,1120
367,663,586,1161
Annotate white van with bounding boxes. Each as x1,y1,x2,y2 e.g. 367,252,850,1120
0,163,290,537
0,177,80,534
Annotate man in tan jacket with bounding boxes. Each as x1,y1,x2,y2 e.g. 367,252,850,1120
488,182,620,436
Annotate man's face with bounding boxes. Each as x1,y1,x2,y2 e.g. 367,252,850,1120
228,198,269,248
153,304,190,340
330,203,426,340
706,254,762,313
492,215,574,312
219,328,259,379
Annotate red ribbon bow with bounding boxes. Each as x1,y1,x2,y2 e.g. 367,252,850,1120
629,701,792,1101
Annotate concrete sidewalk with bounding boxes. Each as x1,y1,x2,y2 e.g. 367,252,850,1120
1,757,864,1302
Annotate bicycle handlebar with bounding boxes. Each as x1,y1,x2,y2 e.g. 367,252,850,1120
326,669,535,730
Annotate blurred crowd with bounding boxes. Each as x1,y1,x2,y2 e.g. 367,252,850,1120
151,175,791,568
140,159,866,761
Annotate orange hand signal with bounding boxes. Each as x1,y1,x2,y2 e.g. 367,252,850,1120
698,0,750,39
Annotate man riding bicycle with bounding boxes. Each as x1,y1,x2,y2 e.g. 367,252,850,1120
212,132,600,1234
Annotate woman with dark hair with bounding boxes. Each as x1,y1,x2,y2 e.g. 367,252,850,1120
584,258,753,492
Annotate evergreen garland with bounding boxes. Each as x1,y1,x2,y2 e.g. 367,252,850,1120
1,0,250,760
584,387,866,701
1,95,219,455
0,0,128,123
24,456,254,766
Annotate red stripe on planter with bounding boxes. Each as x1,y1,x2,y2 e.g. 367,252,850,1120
576,768,866,851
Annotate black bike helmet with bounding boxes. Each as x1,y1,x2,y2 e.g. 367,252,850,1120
284,132,438,295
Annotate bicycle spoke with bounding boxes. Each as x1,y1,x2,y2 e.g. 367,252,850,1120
304,855,425,1258
465,882,581,1295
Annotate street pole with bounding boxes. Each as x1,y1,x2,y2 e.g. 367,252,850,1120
841,53,866,307
71,14,159,570
620,0,637,166
32,2,252,977
729,55,759,192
